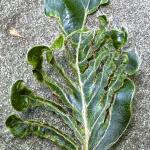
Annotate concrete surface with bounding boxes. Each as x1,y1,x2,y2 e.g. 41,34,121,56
0,0,150,149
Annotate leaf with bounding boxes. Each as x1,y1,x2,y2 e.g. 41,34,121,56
51,34,64,50
11,80,65,113
6,1,140,150
27,46,51,70
125,50,140,75
11,80,35,112
44,0,109,33
6,115,78,150
91,79,135,150
10,80,83,141
110,28,128,49
6,115,31,138
98,15,108,27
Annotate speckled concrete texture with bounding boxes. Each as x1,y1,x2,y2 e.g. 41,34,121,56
0,0,150,150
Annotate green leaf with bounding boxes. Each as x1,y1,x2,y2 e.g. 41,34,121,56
11,80,65,113
11,80,33,112
98,15,108,27
28,46,51,70
8,26,138,149
6,115,31,138
27,45,81,111
125,50,140,75
7,2,140,150
6,115,78,150
110,28,128,49
94,79,135,150
11,80,83,142
44,0,109,33
51,34,64,50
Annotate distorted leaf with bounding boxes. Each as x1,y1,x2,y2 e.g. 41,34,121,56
6,1,140,150
110,28,128,49
51,34,64,50
11,80,33,112
27,46,51,70
125,50,140,75
98,15,108,27
44,0,109,33
6,115,31,138
6,115,78,150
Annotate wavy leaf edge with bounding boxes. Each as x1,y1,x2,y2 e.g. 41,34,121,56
6,0,140,150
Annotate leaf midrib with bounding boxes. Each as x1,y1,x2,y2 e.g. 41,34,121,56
75,2,91,149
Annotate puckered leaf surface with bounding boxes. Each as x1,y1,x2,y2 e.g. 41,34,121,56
44,0,109,33
6,1,140,150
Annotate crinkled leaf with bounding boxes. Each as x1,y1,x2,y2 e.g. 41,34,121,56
98,15,108,27
7,2,140,150
6,115,31,138
44,0,109,33
11,80,83,141
125,50,140,75
6,115,78,150
7,27,138,149
11,80,33,112
28,46,51,70
110,28,128,49
93,79,135,150
51,34,64,50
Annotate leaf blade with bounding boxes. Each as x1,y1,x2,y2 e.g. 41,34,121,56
94,78,135,150
44,0,109,33
6,115,78,150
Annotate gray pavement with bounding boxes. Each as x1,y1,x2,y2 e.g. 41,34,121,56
0,0,150,149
